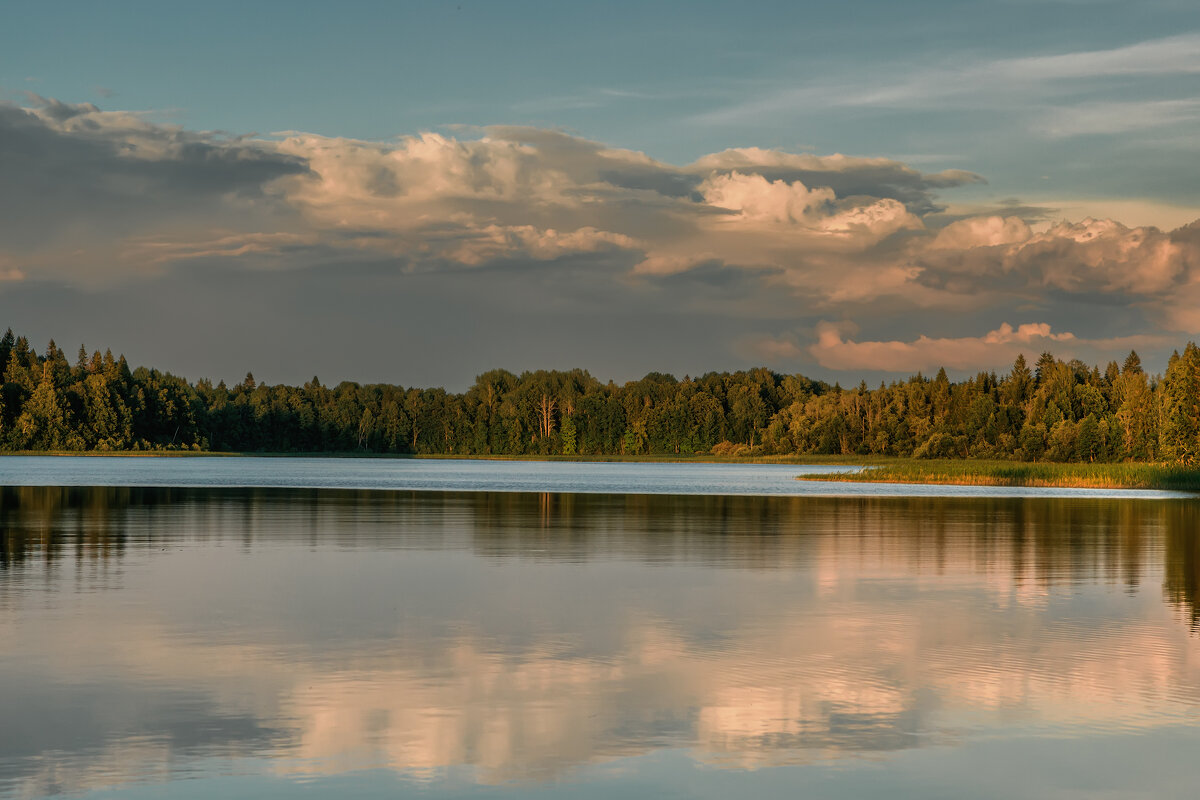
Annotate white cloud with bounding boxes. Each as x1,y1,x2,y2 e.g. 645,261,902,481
818,198,921,238
700,171,834,225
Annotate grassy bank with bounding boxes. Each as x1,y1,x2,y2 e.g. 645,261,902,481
803,459,1200,491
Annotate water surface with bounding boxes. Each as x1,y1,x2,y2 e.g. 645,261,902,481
3,483,1200,799
0,455,1183,499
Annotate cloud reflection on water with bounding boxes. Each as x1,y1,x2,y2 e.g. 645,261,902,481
2,488,1200,797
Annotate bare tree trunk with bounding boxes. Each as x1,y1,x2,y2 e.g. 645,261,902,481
538,394,557,438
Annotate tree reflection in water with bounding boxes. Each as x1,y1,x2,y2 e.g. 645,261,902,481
2,485,1196,626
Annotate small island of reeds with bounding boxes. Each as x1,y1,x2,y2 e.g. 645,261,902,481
803,459,1200,491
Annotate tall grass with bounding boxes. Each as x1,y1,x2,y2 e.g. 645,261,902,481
804,459,1200,491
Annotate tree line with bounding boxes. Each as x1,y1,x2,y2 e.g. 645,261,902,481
3,328,1200,463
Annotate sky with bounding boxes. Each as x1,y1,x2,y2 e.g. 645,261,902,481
3,0,1200,389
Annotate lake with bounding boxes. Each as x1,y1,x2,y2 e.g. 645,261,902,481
0,455,1184,498
2,458,1199,799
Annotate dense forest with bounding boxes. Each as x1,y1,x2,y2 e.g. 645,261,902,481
2,328,1199,463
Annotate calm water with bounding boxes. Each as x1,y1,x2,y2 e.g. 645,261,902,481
2,460,1200,799
0,455,1185,499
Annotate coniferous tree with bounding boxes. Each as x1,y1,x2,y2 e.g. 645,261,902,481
1160,344,1200,464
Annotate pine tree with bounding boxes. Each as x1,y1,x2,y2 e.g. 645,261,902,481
1123,350,1143,375
1034,352,1056,385
0,328,14,383
1005,354,1032,409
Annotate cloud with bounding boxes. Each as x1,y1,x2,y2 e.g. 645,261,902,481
999,33,1200,81
197,123,965,288
910,216,1200,309
930,216,1032,250
808,322,1065,372
7,94,1200,380
1006,218,1197,294
0,96,985,298
700,171,835,225
1034,99,1200,138
805,321,1168,372
739,334,806,362
0,96,307,279
123,232,326,266
437,225,637,267
691,33,1200,139
689,148,983,214
0,253,26,282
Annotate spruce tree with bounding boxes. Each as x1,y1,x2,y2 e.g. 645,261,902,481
1160,344,1200,464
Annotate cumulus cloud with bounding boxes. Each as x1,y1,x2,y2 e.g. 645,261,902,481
1007,218,1197,294
689,147,983,215
0,97,984,295
930,215,1032,250
263,127,952,273
911,215,1200,311
696,171,922,244
700,171,835,225
8,94,1200,379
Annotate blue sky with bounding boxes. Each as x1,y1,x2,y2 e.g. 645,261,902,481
3,1,1200,386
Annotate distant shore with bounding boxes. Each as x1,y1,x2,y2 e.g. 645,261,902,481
803,459,1200,491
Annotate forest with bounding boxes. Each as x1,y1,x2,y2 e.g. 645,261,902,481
2,328,1199,463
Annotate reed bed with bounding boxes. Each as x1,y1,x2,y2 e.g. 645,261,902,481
804,459,1200,491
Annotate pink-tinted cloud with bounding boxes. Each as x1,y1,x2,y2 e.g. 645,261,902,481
7,95,1200,373
803,321,1156,372
930,215,1032,250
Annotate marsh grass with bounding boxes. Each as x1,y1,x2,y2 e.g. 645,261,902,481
806,459,1200,491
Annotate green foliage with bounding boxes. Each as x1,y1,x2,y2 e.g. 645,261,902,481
560,415,577,455
3,326,1200,465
